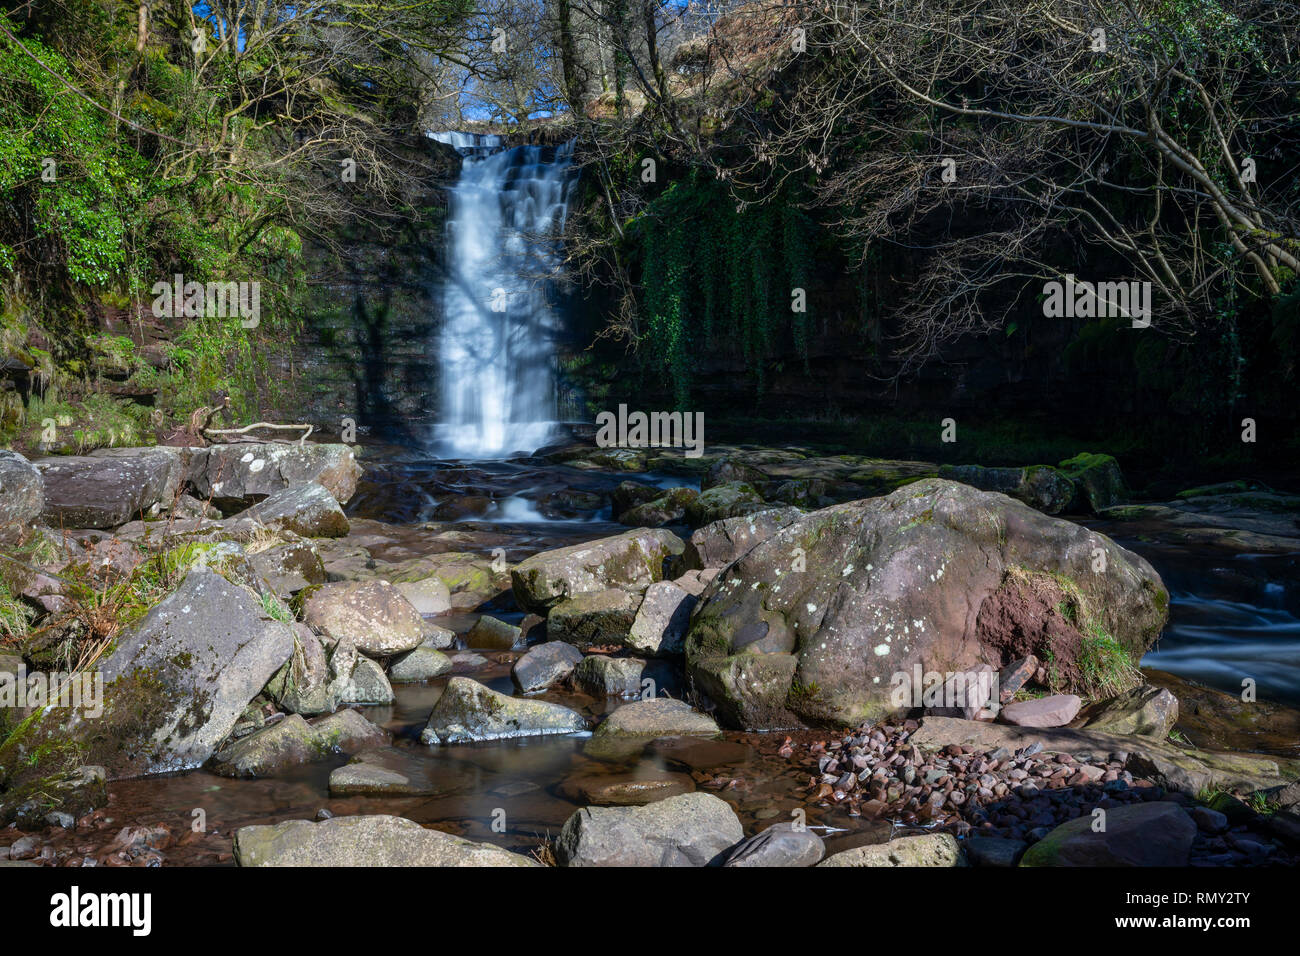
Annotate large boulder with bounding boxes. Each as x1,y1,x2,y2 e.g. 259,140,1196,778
302,581,433,656
1020,801,1196,866
56,569,293,776
33,453,175,528
420,677,587,744
0,450,44,544
683,508,803,570
510,528,684,613
249,540,328,595
555,792,743,866
192,442,362,508
233,815,537,866
685,479,1169,730
226,483,349,538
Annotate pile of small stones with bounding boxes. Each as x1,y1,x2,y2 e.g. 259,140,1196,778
782,720,1299,865
785,719,1153,839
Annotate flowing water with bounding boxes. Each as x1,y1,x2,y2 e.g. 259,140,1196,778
426,132,577,459
61,449,1297,864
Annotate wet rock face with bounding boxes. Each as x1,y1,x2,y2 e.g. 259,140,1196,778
233,814,539,867
0,449,43,544
33,453,176,528
191,442,362,509
685,479,1169,730
511,528,684,614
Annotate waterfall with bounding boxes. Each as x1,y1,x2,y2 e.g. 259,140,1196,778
427,131,576,458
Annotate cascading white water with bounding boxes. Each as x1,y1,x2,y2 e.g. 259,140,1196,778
427,131,576,458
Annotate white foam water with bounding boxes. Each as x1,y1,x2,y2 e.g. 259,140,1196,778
427,131,576,458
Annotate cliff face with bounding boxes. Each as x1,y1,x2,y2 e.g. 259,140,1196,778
259,134,459,443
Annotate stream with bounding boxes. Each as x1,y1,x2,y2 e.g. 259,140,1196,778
84,454,1300,866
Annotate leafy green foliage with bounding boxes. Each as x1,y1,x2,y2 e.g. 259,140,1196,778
626,172,822,404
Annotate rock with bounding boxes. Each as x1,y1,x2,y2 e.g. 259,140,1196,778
34,453,175,528
393,577,452,614
938,464,1076,515
685,479,1168,730
208,709,384,777
572,656,646,698
375,551,509,610
233,814,537,866
557,771,696,806
209,715,322,777
702,458,770,491
512,642,583,692
1190,806,1229,834
610,480,662,517
617,487,699,527
52,569,294,776
265,625,338,716
626,581,696,657
226,482,349,538
913,715,1282,795
0,764,107,830
249,540,327,594
327,747,480,797
465,615,520,650
1082,684,1179,738
998,656,1038,702
302,580,432,656
722,822,825,867
547,588,642,649
338,655,393,704
685,481,767,526
193,442,362,508
556,792,744,866
388,647,453,683
819,833,964,867
510,528,684,613
1020,801,1196,866
592,698,720,738
683,507,804,570
0,450,43,544
1001,694,1082,728
964,837,1028,867
1058,453,1128,512
420,677,586,744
